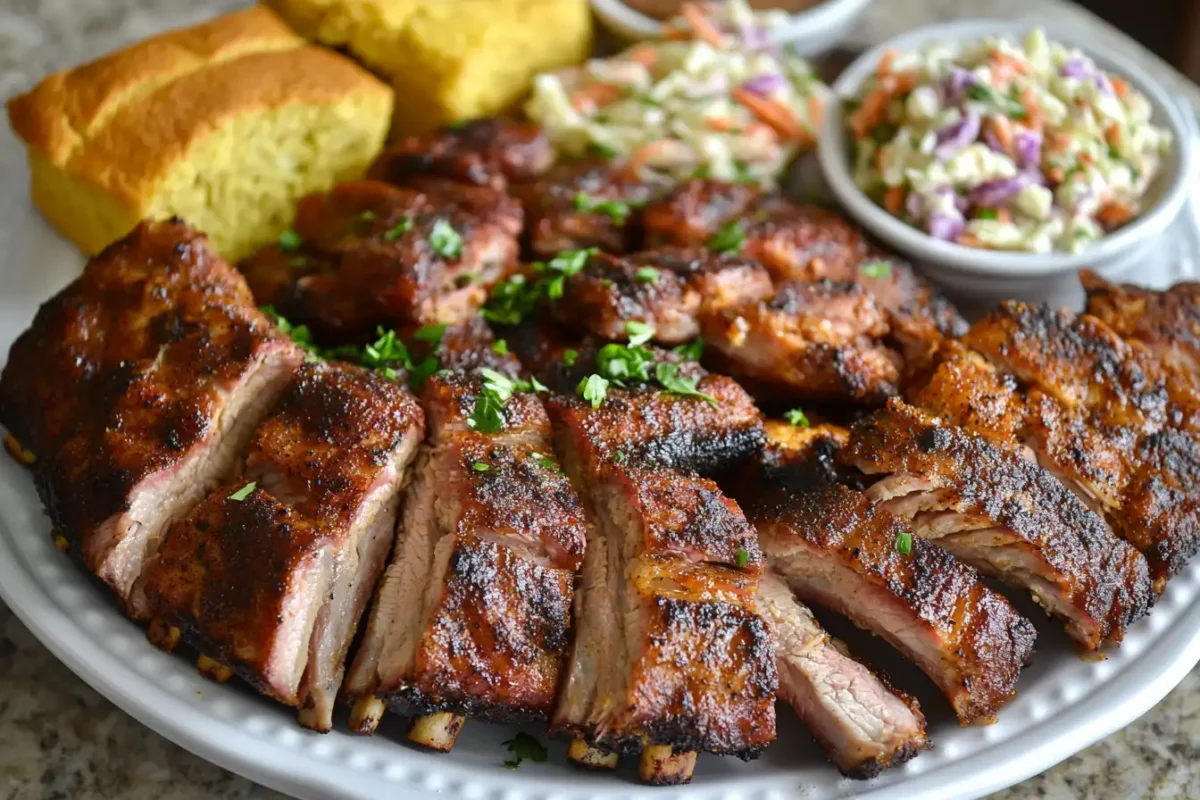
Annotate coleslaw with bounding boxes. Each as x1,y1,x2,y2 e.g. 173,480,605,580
525,0,827,187
846,29,1173,253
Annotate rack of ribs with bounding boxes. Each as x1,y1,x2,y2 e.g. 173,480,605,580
344,358,587,750
732,421,1035,733
539,349,775,783
368,118,554,192
240,179,522,341
909,301,1200,587
0,220,304,609
140,361,424,731
843,399,1153,650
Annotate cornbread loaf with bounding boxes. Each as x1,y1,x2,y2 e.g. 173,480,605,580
6,6,394,260
265,0,592,135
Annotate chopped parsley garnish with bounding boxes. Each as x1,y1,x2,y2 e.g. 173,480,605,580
655,362,718,408
577,374,610,408
261,306,318,354
562,348,579,367
228,482,256,502
383,214,413,241
530,374,549,393
624,320,655,347
501,733,547,770
571,193,633,223
455,272,479,288
468,368,542,432
481,274,539,325
540,248,596,300
413,324,447,344
974,209,1000,221
588,141,619,159
612,450,627,464
278,229,303,253
672,338,704,361
895,531,914,556
357,209,377,224
869,122,898,144
967,84,1026,119
361,328,410,368
572,193,595,211
531,452,557,471
635,266,660,283
429,218,463,259
734,548,750,568
406,356,440,390
289,256,309,269
468,391,506,433
859,260,893,279
784,407,810,427
472,461,490,472
708,220,746,253
492,339,509,356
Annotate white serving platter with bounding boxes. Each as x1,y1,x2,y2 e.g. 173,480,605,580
1,122,1200,800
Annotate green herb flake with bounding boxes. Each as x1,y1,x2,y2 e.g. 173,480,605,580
429,218,463,259
654,362,719,408
625,320,656,347
588,141,619,160
530,375,550,393
289,256,309,269
613,450,627,464
383,215,413,241
784,407,811,427
869,122,898,144
472,461,490,472
468,392,506,433
572,192,595,211
562,348,579,367
708,220,746,254
278,229,303,253
357,209,377,224
975,209,999,221
228,482,257,502
482,274,539,326
492,339,509,356
859,259,893,279
531,452,559,472
455,272,479,288
578,374,610,409
734,548,750,568
672,338,704,361
261,306,319,355
635,266,660,283
406,356,439,391
361,327,410,368
413,323,447,344
895,531,914,555
501,733,547,770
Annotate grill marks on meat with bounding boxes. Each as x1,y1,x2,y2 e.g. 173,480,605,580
843,400,1153,650
345,370,586,728
553,249,773,345
756,569,928,777
513,160,659,257
240,180,521,340
368,119,553,192
734,424,1035,724
0,220,304,607
547,389,776,760
142,363,424,730
948,302,1200,584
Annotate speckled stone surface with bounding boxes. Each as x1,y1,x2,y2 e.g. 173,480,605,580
0,1,1197,798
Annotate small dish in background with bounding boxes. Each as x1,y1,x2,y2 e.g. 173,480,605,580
590,0,873,56
817,19,1195,300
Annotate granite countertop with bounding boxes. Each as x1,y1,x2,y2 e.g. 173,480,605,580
0,1,1198,798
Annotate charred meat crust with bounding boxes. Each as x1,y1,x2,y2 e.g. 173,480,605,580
844,400,1154,648
1081,269,1200,373
367,118,553,192
240,180,521,340
513,160,660,257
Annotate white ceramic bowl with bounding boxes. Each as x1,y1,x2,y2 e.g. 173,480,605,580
590,0,873,56
817,19,1196,299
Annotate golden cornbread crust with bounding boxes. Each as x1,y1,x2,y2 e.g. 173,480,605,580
7,6,395,260
266,0,593,135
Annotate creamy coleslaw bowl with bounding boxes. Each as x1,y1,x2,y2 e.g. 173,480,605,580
818,20,1194,297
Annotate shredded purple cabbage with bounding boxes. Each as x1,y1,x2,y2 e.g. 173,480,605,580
935,109,981,157
1014,129,1042,169
982,130,1005,153
942,67,976,105
741,73,786,95
969,175,1033,207
1060,56,1092,79
928,211,965,240
905,191,924,220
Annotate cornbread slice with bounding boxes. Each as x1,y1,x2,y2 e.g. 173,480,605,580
7,6,394,260
266,0,592,134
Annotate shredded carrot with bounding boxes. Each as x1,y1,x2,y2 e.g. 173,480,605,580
876,48,898,77
1104,124,1122,146
884,187,905,214
882,70,919,94
1111,77,1131,98
680,2,726,47
1047,167,1065,183
706,116,739,132
626,45,658,68
807,94,826,129
1098,202,1135,228
988,51,1032,82
995,208,1013,224
1020,86,1044,132
850,88,890,138
1080,152,1094,165
957,233,986,247
1046,132,1073,153
733,86,810,142
988,116,1015,157
628,140,678,173
571,83,624,111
